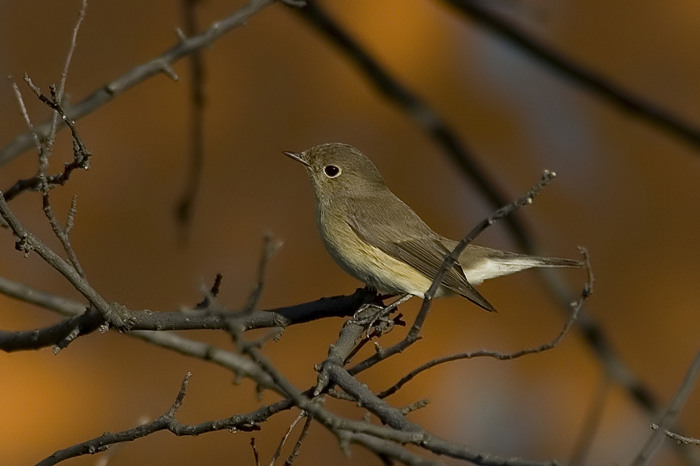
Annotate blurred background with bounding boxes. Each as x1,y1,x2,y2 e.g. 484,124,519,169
0,0,698,464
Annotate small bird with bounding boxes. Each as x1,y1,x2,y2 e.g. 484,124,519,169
284,143,581,312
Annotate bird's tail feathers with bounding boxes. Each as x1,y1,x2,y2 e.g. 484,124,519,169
462,250,583,285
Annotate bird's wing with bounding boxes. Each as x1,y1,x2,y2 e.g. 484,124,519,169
391,238,496,312
345,193,495,312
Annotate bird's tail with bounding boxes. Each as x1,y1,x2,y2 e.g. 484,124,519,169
460,245,584,286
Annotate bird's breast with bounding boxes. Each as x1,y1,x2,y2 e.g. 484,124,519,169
314,203,437,296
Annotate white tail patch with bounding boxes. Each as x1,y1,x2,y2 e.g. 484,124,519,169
463,257,550,285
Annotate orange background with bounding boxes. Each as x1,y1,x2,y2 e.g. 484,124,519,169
0,1,698,465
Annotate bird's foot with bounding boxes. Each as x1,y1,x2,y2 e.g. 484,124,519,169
350,293,412,337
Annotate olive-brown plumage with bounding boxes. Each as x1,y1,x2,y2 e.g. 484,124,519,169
284,143,581,312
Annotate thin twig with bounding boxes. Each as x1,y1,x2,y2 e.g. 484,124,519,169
35,373,290,466
3,78,92,201
0,194,126,328
56,0,87,102
243,233,283,313
0,0,277,166
650,425,700,447
193,273,224,310
40,182,86,278
401,399,430,415
284,414,313,466
46,0,88,157
269,411,305,466
251,438,261,466
237,326,531,465
378,249,590,398
175,0,207,240
349,170,560,376
316,356,563,466
633,349,700,465
8,79,42,153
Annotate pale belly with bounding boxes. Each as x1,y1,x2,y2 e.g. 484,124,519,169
316,208,440,297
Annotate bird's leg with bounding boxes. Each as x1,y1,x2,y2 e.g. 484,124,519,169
350,286,384,322
351,303,384,324
351,293,412,337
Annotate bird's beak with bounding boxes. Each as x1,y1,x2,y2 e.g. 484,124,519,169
282,150,310,167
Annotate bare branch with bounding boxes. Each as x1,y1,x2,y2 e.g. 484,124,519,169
0,0,277,167
634,349,700,465
46,0,88,157
283,414,312,466
441,0,700,149
650,425,700,447
378,249,590,398
1,253,573,466
0,275,86,316
417,170,562,321
250,438,261,466
175,0,207,238
270,411,305,466
35,373,293,466
56,0,87,102
315,358,563,465
192,273,223,310
8,78,42,153
401,399,430,416
2,1,693,463
243,233,284,313
0,307,103,353
0,273,376,352
343,432,441,466
287,0,669,429
349,170,563,376
3,79,92,201
0,194,127,328
313,318,368,395
40,188,86,278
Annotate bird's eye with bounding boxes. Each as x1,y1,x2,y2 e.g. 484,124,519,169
324,165,341,178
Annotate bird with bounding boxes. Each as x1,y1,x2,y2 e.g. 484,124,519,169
284,143,581,312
